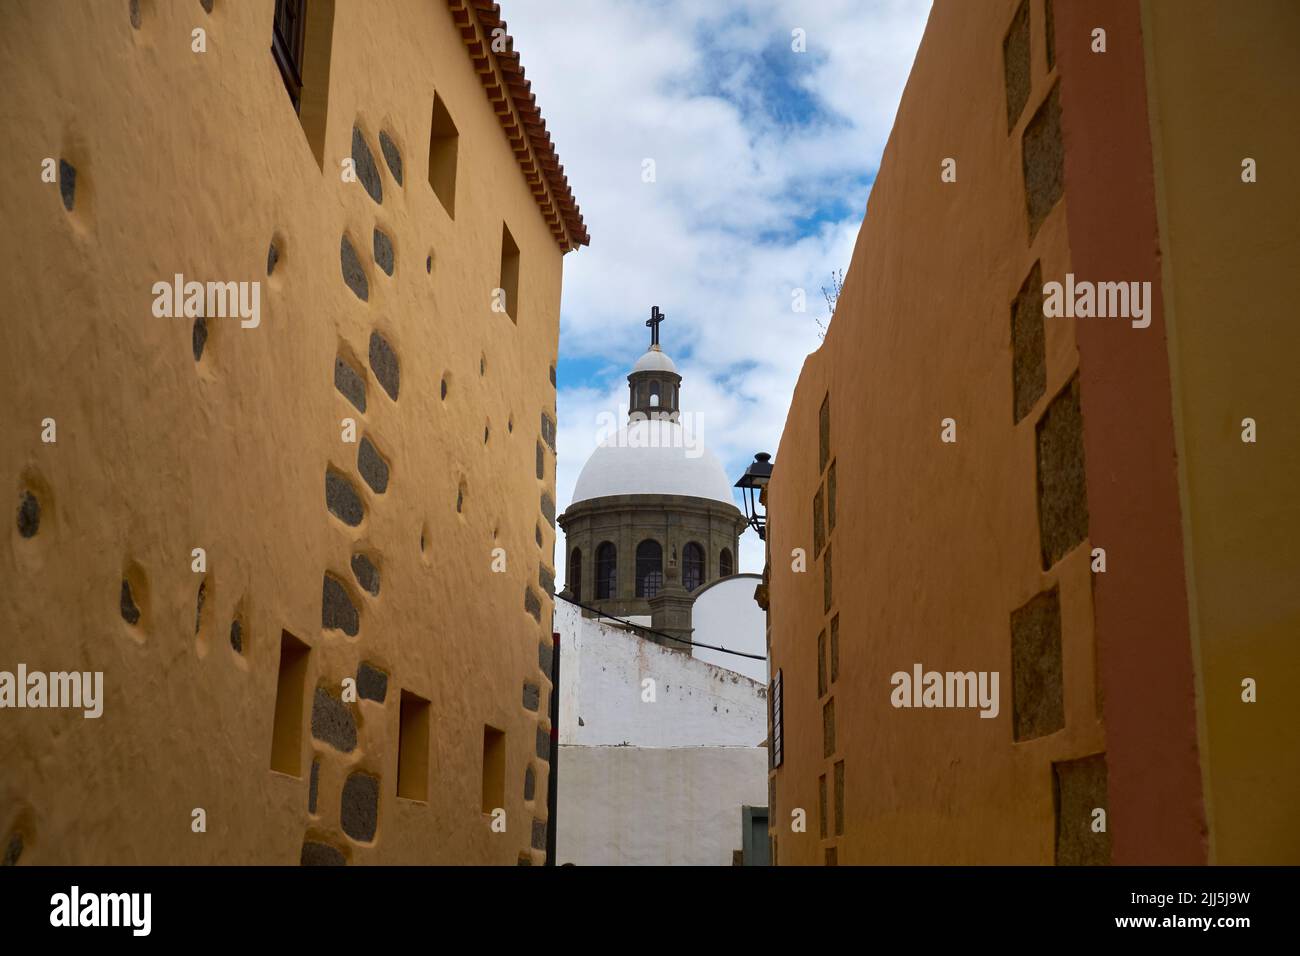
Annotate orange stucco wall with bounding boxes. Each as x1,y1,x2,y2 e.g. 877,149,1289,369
766,0,1297,866
766,0,1102,865
1140,0,1300,864
1,0,563,864
1053,0,1206,865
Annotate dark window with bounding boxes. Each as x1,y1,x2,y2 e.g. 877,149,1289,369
481,726,505,813
428,93,459,217
568,548,582,602
823,543,833,614
770,669,784,769
741,806,769,867
595,542,616,600
819,392,831,474
635,540,663,599
813,482,826,555
830,614,840,683
270,630,310,776
817,629,827,697
719,547,734,578
1045,0,1056,71
823,696,836,758
833,760,845,836
272,0,307,113
649,381,660,407
397,691,430,801
683,542,704,592
271,0,335,169
828,460,837,531
499,223,520,323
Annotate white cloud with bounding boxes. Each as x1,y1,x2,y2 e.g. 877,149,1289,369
505,0,931,582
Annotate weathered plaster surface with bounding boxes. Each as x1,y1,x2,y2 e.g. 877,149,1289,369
0,0,565,864
1137,0,1300,864
556,744,768,866
554,600,767,865
556,600,765,748
766,0,1101,865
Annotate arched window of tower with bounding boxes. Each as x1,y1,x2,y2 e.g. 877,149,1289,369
683,542,705,591
596,542,617,599
636,540,663,599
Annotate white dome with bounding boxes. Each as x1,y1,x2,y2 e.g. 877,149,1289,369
571,419,739,508
632,348,678,374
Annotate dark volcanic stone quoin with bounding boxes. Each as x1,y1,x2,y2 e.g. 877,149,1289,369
311,687,357,752
368,332,399,401
322,574,360,636
357,437,389,494
378,130,403,185
341,235,369,302
351,126,382,205
326,471,365,527
17,491,39,538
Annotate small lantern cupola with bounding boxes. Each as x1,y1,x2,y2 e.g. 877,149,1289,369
627,306,682,423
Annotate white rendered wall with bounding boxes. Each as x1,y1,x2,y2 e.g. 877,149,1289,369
555,600,766,748
556,745,769,866
689,574,768,683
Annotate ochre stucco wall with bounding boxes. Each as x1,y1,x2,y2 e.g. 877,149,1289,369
0,0,566,864
767,0,1297,866
1053,0,1207,865
1140,0,1300,864
766,0,1103,865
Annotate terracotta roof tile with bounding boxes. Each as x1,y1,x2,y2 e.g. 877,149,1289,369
449,0,589,251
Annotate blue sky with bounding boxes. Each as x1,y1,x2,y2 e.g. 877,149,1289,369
506,0,932,578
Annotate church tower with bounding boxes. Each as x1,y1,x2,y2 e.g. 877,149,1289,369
627,306,681,421
558,308,747,634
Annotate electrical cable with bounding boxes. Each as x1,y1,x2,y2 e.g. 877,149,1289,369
554,592,767,662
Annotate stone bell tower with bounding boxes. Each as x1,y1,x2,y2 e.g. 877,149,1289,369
559,306,747,621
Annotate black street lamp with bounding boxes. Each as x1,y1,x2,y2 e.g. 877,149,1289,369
734,452,773,540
